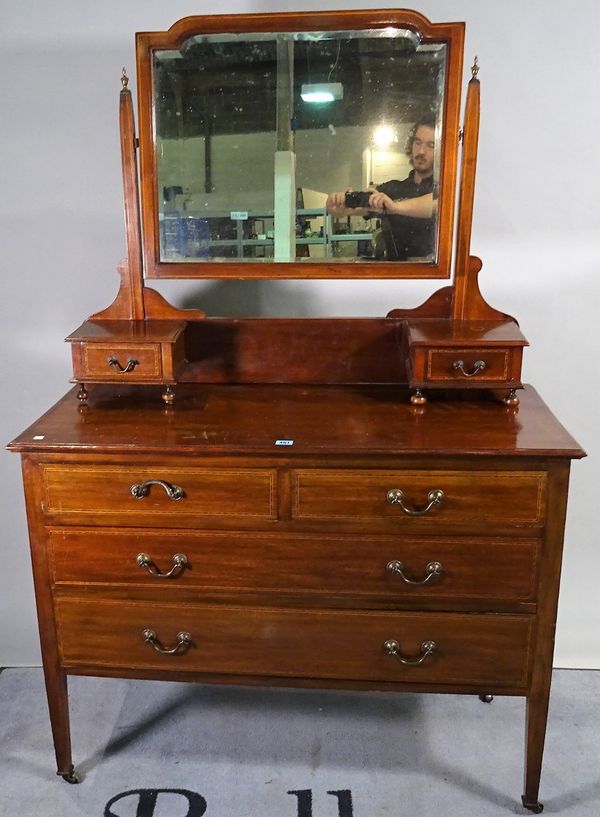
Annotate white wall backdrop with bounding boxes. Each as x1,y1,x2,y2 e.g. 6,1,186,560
1,0,599,668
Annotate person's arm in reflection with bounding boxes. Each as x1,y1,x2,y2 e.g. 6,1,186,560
326,189,436,218
367,191,437,218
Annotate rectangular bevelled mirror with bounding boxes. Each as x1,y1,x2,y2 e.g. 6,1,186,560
136,11,464,278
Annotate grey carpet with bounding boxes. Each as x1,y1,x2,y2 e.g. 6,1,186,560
0,668,598,816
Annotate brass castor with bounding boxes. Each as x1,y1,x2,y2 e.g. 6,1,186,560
162,385,175,406
503,389,519,406
479,694,494,703
58,766,80,784
410,389,427,405
76,384,88,403
521,796,544,813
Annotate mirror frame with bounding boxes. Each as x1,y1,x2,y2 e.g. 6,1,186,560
136,9,464,280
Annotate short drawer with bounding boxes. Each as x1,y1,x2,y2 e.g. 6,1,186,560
57,599,533,688
292,469,547,530
426,348,511,383
48,528,539,604
80,344,162,380
405,320,526,391
41,464,277,522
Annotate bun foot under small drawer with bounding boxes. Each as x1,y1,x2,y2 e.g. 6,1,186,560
56,599,533,688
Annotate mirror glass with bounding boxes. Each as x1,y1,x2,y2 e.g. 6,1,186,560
153,28,446,264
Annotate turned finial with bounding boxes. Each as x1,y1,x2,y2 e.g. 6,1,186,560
121,67,129,89
471,56,480,79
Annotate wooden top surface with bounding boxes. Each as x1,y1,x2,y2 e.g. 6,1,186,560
407,319,528,346
65,320,185,343
8,385,584,459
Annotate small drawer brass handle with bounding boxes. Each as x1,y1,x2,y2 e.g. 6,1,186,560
386,488,444,516
131,479,185,500
383,638,437,666
136,552,189,578
107,355,139,373
386,559,443,585
452,359,486,377
141,628,192,655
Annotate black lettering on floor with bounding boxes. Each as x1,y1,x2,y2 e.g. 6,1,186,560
104,788,207,817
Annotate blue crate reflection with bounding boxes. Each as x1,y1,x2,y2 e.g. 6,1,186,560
160,212,183,260
160,214,210,259
181,216,210,258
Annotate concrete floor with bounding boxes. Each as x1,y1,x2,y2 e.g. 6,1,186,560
0,667,598,816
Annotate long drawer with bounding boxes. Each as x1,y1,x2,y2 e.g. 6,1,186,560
56,598,533,688
41,464,277,523
292,469,547,531
48,528,539,603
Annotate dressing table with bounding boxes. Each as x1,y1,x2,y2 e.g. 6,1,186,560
8,9,584,813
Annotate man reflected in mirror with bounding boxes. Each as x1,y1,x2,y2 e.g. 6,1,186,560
326,115,437,261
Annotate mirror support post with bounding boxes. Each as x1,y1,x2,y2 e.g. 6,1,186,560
452,64,480,322
88,71,145,320
90,71,206,323
93,70,145,321
450,61,510,324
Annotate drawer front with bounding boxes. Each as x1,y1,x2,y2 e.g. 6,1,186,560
426,348,510,383
42,465,277,522
57,598,532,688
292,469,547,530
49,528,539,603
81,344,162,380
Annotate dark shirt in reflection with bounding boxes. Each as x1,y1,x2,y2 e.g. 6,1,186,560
369,171,435,261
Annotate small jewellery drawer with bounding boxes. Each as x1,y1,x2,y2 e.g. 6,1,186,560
292,469,547,530
56,598,533,688
48,529,539,604
426,348,510,383
41,464,277,523
405,319,527,391
80,344,162,380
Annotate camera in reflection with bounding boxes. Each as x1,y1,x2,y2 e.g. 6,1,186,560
344,191,373,209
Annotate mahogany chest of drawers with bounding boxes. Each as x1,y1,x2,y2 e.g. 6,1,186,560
9,383,584,811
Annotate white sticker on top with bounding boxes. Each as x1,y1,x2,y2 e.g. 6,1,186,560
33,435,45,440
275,439,294,446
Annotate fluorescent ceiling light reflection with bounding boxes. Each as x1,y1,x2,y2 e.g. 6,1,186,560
301,82,343,103
373,125,397,147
